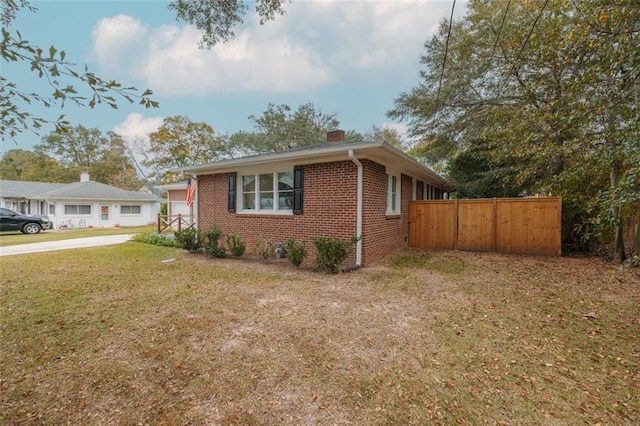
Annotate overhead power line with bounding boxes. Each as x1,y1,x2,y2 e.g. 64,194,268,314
509,0,550,76
434,0,456,115
490,0,512,63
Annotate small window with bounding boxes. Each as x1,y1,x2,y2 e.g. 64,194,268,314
121,205,141,215
242,175,256,210
259,173,274,210
386,174,401,214
64,204,91,215
278,171,294,209
49,205,55,215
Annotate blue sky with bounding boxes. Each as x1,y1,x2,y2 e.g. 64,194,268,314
4,0,467,155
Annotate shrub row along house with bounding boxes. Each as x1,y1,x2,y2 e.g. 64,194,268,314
0,174,161,229
172,131,453,267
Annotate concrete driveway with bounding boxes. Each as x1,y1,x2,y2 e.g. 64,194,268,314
0,234,135,256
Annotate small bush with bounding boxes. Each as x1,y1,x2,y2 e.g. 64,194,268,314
254,239,274,260
285,238,308,267
131,232,175,247
313,236,356,273
174,227,202,252
226,233,246,257
203,227,226,258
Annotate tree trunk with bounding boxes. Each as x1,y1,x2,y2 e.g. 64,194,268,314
632,210,640,258
610,163,626,264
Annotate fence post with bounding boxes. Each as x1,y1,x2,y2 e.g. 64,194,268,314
492,198,498,252
177,214,182,232
157,214,161,234
454,198,459,250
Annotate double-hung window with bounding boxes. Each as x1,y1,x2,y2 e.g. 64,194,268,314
121,205,141,215
240,171,294,213
386,173,401,214
64,204,91,215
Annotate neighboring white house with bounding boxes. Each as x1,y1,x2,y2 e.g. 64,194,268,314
0,174,161,229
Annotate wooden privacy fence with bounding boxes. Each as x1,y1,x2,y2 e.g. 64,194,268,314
409,197,562,256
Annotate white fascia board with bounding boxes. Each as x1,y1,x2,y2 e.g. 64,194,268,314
175,141,454,191
174,142,386,175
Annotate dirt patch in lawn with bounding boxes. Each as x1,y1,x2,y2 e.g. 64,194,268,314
1,245,638,425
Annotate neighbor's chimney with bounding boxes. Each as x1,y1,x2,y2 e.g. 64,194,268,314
80,172,90,182
326,130,345,143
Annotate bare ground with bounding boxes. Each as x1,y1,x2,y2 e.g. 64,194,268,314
1,246,639,425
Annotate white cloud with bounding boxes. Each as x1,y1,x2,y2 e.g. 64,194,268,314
112,113,163,142
90,1,461,96
112,113,164,177
91,14,149,75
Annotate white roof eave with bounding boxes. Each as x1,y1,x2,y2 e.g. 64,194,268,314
175,141,454,192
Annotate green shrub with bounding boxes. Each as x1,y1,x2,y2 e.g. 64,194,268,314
131,232,175,247
313,236,356,273
203,227,226,258
174,227,202,251
254,239,274,260
226,233,246,257
285,238,308,267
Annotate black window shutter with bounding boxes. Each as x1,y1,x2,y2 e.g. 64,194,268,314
293,166,303,215
228,173,236,213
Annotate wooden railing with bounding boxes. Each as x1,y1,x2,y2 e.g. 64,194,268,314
157,214,195,234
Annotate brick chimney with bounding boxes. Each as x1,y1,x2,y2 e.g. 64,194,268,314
326,130,345,143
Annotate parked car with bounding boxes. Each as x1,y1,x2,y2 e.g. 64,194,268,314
0,208,52,234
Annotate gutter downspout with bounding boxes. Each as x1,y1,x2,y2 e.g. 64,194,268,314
348,149,363,266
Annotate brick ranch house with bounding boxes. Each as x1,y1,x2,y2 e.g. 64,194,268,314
173,131,453,267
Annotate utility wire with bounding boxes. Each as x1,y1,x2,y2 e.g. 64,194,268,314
434,0,456,115
476,0,512,131
489,0,512,63
508,0,550,77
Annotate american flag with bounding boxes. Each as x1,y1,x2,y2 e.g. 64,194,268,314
186,178,195,207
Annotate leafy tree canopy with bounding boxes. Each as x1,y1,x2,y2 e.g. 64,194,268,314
230,102,341,155
142,115,228,183
389,0,639,261
0,148,70,182
35,125,142,190
169,0,287,48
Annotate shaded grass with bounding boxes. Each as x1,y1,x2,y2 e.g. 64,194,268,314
1,246,638,425
0,225,156,247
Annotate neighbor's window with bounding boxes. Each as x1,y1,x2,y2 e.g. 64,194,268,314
48,205,55,215
121,205,141,214
240,170,293,212
64,204,91,215
386,173,400,214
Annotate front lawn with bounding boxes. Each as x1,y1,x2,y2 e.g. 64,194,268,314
1,245,638,424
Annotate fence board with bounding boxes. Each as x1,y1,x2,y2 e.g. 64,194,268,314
409,197,562,256
409,201,456,250
457,200,495,251
495,198,561,256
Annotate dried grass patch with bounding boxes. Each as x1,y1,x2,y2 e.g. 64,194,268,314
1,244,638,425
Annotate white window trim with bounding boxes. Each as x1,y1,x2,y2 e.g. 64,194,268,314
238,170,294,215
120,205,142,215
64,204,92,215
386,173,401,215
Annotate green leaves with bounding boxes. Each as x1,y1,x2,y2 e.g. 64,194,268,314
390,0,640,260
169,0,285,49
1,2,159,142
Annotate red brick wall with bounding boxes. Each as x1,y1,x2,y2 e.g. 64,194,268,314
198,161,358,267
360,160,412,264
197,159,414,267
